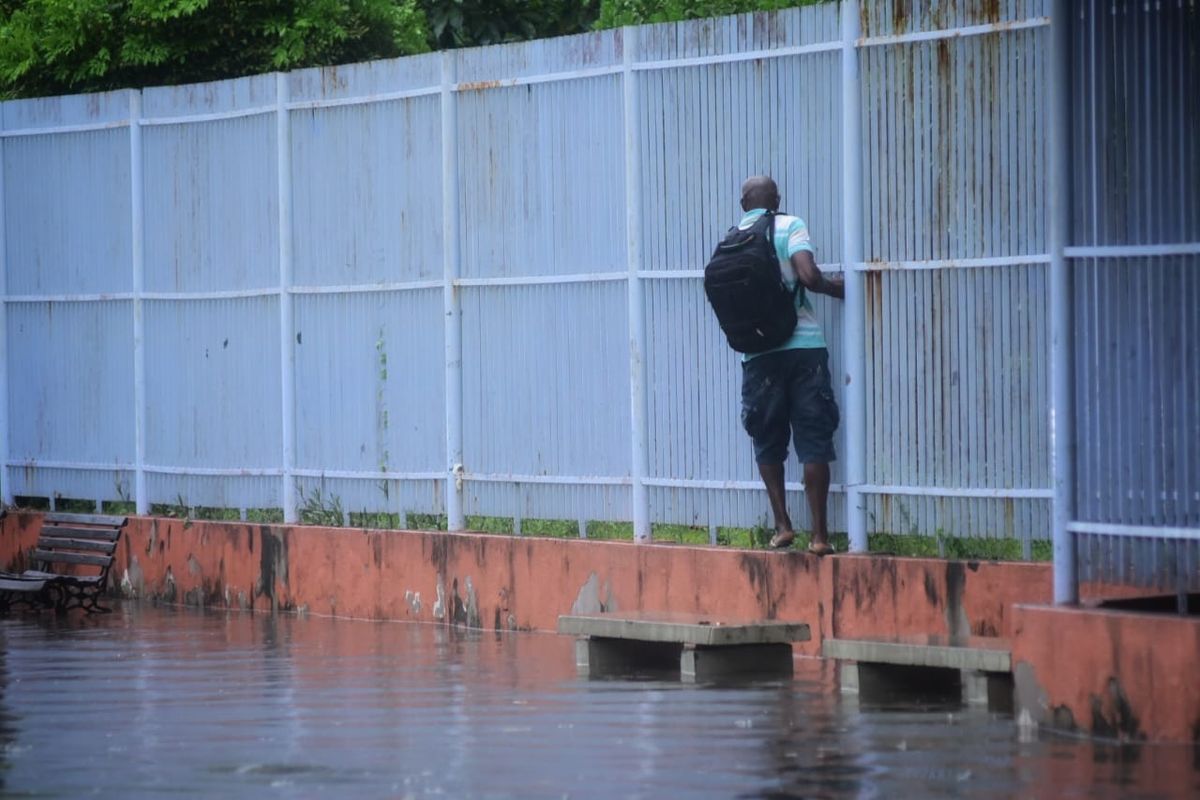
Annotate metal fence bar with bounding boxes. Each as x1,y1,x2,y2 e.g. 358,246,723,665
276,74,298,523
624,25,651,543
455,65,623,91
0,120,130,138
857,17,1051,48
291,281,444,295
632,41,842,72
842,0,867,552
8,459,136,471
1050,0,1077,603
856,255,1052,270
442,52,465,532
141,106,276,127
0,127,8,505
1065,243,1200,258
130,89,148,515
456,272,628,287
286,86,440,112
5,293,135,303
860,485,1054,499
1068,522,1200,541
146,465,282,477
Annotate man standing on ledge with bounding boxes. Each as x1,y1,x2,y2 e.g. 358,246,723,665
735,176,844,554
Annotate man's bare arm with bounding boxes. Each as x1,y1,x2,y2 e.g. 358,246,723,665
789,250,845,299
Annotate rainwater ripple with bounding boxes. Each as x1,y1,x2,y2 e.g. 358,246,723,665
0,606,1194,799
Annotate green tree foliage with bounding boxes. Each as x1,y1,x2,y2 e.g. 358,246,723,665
595,0,820,28
419,0,600,49
0,0,429,99
0,0,822,99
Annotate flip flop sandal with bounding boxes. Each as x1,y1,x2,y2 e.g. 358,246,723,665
768,532,795,549
807,541,835,557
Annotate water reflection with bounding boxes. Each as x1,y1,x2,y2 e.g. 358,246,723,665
0,635,18,794
0,606,1193,798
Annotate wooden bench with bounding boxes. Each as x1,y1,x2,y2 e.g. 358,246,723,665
1,513,126,613
558,612,810,682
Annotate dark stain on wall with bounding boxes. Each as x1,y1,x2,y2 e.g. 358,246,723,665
451,577,466,626
371,534,383,569
1053,703,1079,732
738,554,778,619
832,558,901,630
1090,677,1145,742
974,619,999,637
429,534,449,579
258,526,288,611
945,561,969,640
923,571,940,607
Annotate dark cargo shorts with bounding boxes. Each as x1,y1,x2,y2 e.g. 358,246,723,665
740,347,839,464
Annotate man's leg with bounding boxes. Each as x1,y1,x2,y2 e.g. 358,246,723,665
741,353,792,547
758,462,793,546
803,462,831,548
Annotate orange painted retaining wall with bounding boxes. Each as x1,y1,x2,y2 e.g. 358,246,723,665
1012,604,1200,744
2,512,1054,658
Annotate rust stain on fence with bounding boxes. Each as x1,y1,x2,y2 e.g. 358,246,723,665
457,80,505,92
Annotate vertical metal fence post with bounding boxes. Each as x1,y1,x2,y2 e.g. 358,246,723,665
130,90,148,515
841,1,868,552
276,73,298,523
0,121,9,507
1049,0,1077,604
442,52,465,532
623,26,651,543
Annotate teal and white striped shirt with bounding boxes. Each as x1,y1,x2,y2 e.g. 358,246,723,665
738,208,827,360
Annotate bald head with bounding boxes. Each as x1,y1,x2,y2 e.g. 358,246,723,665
740,175,779,212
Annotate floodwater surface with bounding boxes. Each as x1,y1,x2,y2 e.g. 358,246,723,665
0,606,1195,799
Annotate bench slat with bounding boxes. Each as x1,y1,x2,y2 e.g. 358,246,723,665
39,526,120,542
0,576,46,592
38,526,121,542
44,512,127,527
36,537,116,554
21,570,102,585
32,550,112,568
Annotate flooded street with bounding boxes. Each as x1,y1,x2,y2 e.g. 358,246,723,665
0,605,1194,799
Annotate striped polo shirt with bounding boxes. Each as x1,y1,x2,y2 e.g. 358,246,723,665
738,208,827,360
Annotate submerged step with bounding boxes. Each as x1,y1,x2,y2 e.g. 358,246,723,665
824,636,1014,711
558,612,811,647
822,635,1011,673
558,612,810,682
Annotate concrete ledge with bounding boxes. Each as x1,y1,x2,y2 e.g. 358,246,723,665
558,612,811,646
822,636,1011,673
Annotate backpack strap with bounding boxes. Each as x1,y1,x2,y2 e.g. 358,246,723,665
767,212,804,302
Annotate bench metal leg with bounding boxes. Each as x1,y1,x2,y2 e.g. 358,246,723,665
53,583,111,614
0,586,58,614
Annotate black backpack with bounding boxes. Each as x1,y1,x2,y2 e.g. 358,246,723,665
703,212,799,353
